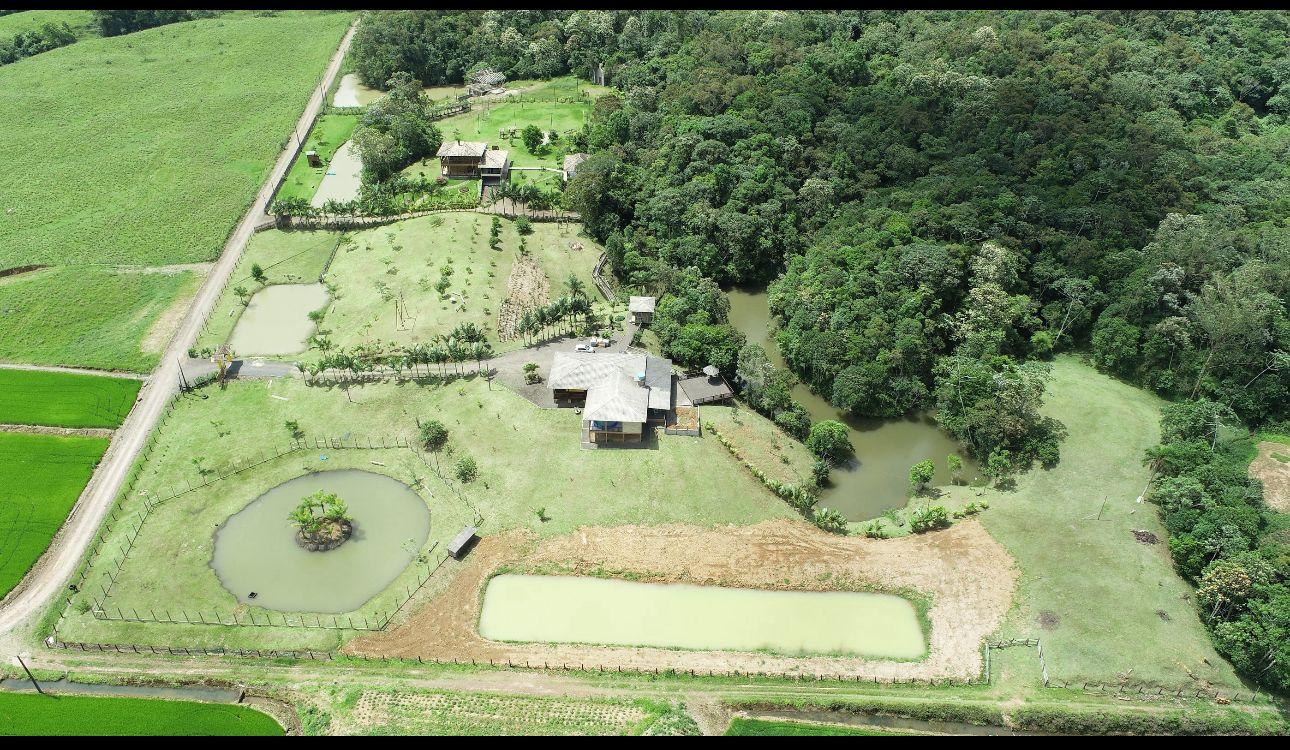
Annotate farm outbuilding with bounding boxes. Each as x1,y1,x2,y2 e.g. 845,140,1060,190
562,153,589,183
628,296,656,326
448,526,478,560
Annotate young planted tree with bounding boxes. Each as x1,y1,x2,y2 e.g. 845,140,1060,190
806,420,852,466
908,458,936,494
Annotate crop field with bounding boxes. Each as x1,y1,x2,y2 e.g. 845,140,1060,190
419,77,600,174
276,113,361,204
196,229,339,351
0,431,108,597
0,11,351,268
313,687,667,735
0,267,201,372
0,691,282,736
0,369,140,428
312,213,600,353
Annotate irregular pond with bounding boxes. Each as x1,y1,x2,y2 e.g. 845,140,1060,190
478,574,926,659
227,282,328,357
310,139,362,207
211,470,429,613
726,288,980,520
332,73,382,107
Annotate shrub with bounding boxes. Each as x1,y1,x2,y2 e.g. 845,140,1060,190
454,455,478,483
909,505,951,533
813,507,848,534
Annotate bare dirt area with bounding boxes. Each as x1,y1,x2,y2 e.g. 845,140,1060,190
347,519,1018,682
1250,441,1290,513
496,255,550,342
0,423,114,438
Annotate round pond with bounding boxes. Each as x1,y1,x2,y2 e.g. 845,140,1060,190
211,469,430,613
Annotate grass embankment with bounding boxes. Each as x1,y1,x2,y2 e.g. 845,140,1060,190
317,213,600,353
0,369,141,428
276,113,361,204
0,12,350,369
58,374,791,650
724,717,904,736
0,431,108,597
196,230,339,352
0,691,282,736
0,267,201,372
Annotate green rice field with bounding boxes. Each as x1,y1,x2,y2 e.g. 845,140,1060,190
0,369,140,428
0,691,283,736
0,431,109,597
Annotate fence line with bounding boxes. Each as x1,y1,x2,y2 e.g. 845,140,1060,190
591,252,614,301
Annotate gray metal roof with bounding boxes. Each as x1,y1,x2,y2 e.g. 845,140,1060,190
482,149,510,169
583,370,649,423
563,153,589,175
628,296,656,313
437,140,488,158
550,351,673,412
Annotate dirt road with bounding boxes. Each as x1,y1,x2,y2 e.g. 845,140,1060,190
0,21,358,634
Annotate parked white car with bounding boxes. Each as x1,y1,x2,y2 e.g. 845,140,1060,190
574,344,596,353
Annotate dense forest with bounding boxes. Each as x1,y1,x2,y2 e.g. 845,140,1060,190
350,10,1289,690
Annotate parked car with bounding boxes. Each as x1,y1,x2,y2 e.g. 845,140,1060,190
574,344,595,353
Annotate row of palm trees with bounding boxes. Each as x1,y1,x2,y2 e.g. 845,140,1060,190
515,276,597,344
304,323,493,381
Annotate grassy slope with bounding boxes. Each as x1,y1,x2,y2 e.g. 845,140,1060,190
196,230,338,351
0,369,140,428
58,374,792,650
319,213,600,353
276,113,361,203
0,11,351,267
0,431,108,596
0,10,97,39
944,356,1242,688
0,267,201,372
0,691,282,736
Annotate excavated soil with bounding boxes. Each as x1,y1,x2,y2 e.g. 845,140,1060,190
496,255,550,342
1250,441,1290,513
347,519,1018,681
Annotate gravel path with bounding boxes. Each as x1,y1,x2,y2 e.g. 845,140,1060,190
0,21,358,632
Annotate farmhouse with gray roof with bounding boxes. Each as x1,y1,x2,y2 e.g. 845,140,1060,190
549,351,674,445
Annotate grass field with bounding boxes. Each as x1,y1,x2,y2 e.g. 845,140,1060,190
276,113,361,204
724,717,905,736
312,213,600,353
935,356,1243,689
0,11,350,268
57,372,792,650
0,431,108,597
0,369,140,428
195,229,339,351
0,10,97,40
0,267,201,372
0,691,282,736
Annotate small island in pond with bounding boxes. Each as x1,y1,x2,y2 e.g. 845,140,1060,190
288,489,353,552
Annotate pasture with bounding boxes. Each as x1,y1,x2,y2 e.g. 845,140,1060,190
0,431,108,597
0,691,282,736
0,267,201,372
0,369,140,428
0,11,351,268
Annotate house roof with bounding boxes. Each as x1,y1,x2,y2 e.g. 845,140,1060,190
550,351,673,412
437,140,488,158
469,68,506,86
584,370,650,423
628,296,656,313
563,153,589,175
482,149,510,169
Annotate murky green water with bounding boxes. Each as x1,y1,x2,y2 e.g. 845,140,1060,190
478,574,926,659
333,73,383,107
211,470,429,613
227,282,328,357
726,289,980,520
311,140,362,207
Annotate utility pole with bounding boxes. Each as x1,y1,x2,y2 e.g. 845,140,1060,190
15,655,43,694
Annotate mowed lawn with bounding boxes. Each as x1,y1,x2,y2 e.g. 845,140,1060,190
0,692,282,736
0,369,140,428
0,431,108,597
0,11,351,268
0,267,201,372
276,113,361,203
938,356,1244,689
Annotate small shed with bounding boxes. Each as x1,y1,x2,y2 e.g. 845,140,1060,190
448,525,478,560
628,296,656,326
306,150,322,168
562,153,589,183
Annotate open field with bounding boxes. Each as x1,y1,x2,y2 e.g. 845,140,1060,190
0,691,282,736
0,431,108,597
195,230,339,352
0,11,350,269
0,267,201,372
0,10,96,40
276,113,361,204
318,213,599,353
0,369,140,429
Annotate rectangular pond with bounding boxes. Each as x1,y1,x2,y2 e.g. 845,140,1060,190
478,574,926,659
227,282,328,356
